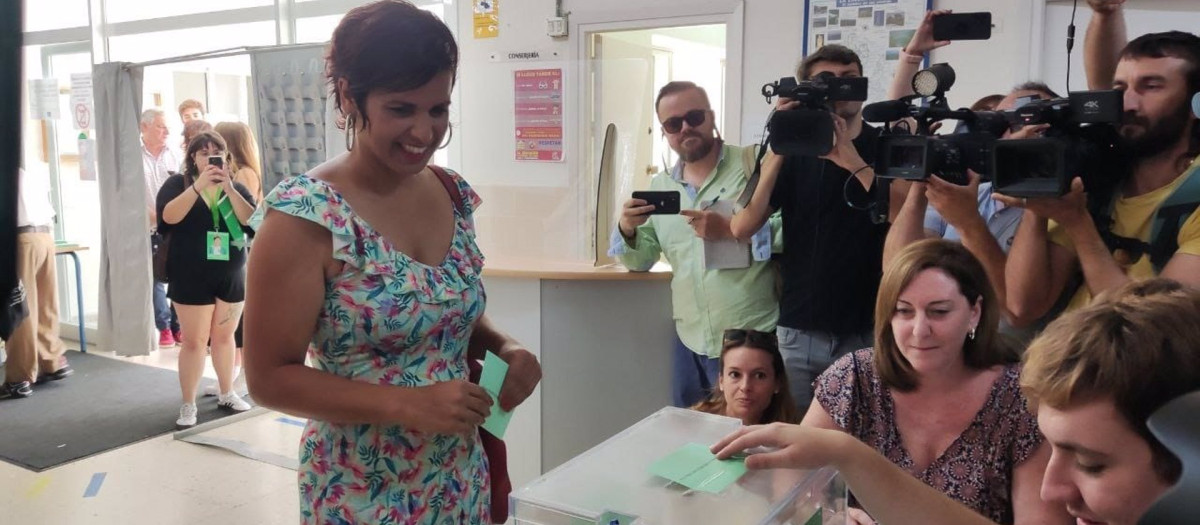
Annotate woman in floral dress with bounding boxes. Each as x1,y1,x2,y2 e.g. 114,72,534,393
243,2,541,523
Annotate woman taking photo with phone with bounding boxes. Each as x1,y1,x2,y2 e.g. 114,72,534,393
156,130,258,428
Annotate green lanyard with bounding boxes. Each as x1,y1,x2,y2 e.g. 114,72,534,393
203,188,246,243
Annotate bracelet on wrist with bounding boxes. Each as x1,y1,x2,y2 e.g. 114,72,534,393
192,185,200,196
900,49,924,64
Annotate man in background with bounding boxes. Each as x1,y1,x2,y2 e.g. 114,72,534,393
141,109,181,348
3,168,71,398
177,99,205,124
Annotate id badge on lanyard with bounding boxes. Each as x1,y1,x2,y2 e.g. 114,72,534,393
205,190,231,261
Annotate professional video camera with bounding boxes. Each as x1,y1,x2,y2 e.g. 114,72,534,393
761,73,869,156
991,91,1123,197
863,63,1009,185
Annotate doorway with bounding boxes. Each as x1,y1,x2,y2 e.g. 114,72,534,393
21,42,97,342
587,23,727,265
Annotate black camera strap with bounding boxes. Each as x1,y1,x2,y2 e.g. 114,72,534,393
735,143,771,209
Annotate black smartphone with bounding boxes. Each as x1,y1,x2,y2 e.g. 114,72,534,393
932,12,992,41
208,155,224,169
631,191,681,215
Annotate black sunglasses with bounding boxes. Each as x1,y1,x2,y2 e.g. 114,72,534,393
723,329,778,350
661,109,707,134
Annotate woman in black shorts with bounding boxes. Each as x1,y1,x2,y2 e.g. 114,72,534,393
156,131,257,428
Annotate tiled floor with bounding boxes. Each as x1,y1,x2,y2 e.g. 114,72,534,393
1,342,305,524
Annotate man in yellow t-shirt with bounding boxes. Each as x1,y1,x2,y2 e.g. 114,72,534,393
999,30,1200,323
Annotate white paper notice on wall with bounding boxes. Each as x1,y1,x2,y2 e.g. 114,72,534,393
29,78,61,120
70,73,94,130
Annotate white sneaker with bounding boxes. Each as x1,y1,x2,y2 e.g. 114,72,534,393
232,367,248,394
176,403,198,428
203,368,248,397
217,392,252,412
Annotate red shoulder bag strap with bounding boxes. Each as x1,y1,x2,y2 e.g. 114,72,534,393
429,165,465,215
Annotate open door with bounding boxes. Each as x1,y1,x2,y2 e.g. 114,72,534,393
588,25,727,266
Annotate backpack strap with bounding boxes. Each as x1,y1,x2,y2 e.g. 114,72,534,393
428,165,465,215
1148,162,1200,272
735,144,769,208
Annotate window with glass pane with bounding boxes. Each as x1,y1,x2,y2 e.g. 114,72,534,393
103,0,274,23
295,4,444,44
23,0,90,32
107,22,277,63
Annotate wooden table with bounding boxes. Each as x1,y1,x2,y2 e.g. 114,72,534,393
54,243,88,352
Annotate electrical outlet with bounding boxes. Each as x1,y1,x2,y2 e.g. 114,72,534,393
547,17,568,38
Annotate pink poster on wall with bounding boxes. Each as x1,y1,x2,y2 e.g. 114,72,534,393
514,68,564,162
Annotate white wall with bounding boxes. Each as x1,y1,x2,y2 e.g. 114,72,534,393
1041,0,1200,95
455,0,1198,265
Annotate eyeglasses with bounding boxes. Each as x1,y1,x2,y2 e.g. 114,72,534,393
723,329,778,350
661,109,707,134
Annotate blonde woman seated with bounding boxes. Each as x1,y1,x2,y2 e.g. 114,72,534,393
803,240,1071,524
692,329,799,425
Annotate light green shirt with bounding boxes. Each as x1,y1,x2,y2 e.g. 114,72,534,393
613,143,782,358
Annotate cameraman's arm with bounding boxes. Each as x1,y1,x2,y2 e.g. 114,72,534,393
1003,209,1077,327
731,150,784,241
956,214,1018,324
1084,0,1127,90
883,182,934,268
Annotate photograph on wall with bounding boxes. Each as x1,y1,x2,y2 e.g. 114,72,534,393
804,0,931,102
514,68,564,162
889,29,916,48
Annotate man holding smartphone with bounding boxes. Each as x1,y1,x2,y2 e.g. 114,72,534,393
731,45,904,415
611,81,782,408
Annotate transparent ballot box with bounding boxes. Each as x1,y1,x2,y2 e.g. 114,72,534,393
511,407,847,525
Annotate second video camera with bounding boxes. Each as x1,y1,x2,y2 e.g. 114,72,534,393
992,91,1124,197
762,73,869,156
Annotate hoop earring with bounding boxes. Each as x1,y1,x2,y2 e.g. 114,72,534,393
438,124,454,150
345,114,357,151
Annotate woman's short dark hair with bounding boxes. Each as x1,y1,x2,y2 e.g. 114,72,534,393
183,131,228,180
326,0,458,129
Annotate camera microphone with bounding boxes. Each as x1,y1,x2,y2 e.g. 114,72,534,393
862,100,913,123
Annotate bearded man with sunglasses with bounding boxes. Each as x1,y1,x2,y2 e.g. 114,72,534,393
610,81,782,408
730,45,904,415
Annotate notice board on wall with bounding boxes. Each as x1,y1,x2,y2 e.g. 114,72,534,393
803,0,931,103
514,68,564,162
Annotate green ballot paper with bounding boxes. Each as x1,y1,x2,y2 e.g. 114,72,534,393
480,351,513,438
648,442,748,494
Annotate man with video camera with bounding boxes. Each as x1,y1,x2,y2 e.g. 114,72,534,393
1001,18,1200,321
731,45,904,415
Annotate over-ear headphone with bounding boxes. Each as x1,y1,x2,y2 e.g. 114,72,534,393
1192,92,1200,119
